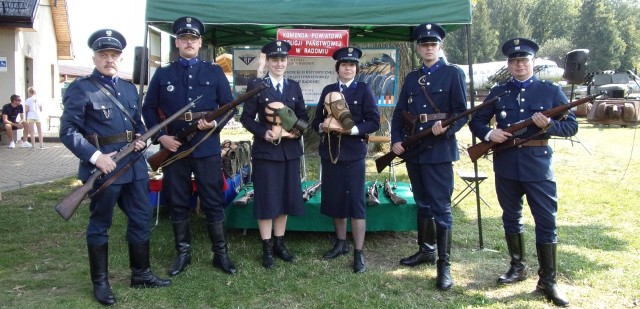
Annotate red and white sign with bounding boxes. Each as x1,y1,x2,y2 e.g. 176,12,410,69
277,29,349,57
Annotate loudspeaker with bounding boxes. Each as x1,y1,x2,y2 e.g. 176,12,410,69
133,46,148,85
563,49,589,84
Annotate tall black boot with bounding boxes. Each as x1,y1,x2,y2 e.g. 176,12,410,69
435,227,453,291
323,238,350,260
273,235,295,262
536,243,569,307
88,243,116,306
400,217,436,266
262,238,275,269
353,249,366,273
497,233,528,284
129,242,171,288
207,221,237,274
168,220,191,276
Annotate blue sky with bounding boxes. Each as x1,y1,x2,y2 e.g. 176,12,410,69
59,0,147,73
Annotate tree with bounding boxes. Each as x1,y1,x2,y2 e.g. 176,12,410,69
529,0,581,45
441,0,498,64
488,0,534,58
611,0,640,71
538,37,574,68
574,0,626,72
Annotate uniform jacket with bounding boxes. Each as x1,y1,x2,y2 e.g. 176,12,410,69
468,76,578,181
59,69,147,184
311,81,380,161
240,75,308,161
142,59,234,158
390,59,468,164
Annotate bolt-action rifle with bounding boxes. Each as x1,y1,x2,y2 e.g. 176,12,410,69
467,93,602,162
302,181,322,202
383,179,406,205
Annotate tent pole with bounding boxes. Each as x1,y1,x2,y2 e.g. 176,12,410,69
465,24,484,250
137,22,150,109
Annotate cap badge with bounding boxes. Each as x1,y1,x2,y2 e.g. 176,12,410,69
348,47,353,53
426,24,432,30
186,17,192,23
276,41,282,46
514,39,520,45
106,30,112,37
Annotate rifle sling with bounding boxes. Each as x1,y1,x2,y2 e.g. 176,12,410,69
88,151,145,198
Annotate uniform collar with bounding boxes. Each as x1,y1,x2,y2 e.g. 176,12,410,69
267,74,286,88
92,69,118,86
421,58,446,75
178,57,200,67
510,75,537,89
339,79,356,89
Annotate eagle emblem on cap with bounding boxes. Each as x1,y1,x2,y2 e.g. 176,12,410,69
426,24,432,30
186,17,192,23
348,48,353,53
277,41,282,46
106,30,112,36
514,39,520,45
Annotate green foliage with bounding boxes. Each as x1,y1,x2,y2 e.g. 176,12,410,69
538,37,574,66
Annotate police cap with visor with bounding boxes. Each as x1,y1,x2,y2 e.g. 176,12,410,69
262,40,292,58
332,47,363,63
502,38,539,59
88,29,126,52
172,16,204,37
413,23,446,44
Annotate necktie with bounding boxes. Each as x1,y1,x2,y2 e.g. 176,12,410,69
276,83,282,95
340,84,347,93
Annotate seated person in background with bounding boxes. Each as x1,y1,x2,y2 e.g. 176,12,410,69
2,94,31,149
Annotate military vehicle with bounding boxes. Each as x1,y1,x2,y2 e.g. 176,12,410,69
576,71,640,126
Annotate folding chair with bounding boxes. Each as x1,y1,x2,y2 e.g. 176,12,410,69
452,170,490,208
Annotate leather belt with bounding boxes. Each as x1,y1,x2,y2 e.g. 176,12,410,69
418,112,449,123
181,111,210,121
86,130,133,147
510,138,548,147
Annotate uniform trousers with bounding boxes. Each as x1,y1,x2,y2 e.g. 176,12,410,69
406,162,454,229
163,155,226,223
87,179,151,245
495,175,558,243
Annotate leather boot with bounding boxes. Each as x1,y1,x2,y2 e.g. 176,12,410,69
262,239,275,269
400,217,436,266
536,243,569,307
273,235,295,262
323,239,350,259
168,220,191,276
207,221,237,274
353,249,366,273
435,227,453,291
88,243,116,306
497,233,528,284
129,242,171,288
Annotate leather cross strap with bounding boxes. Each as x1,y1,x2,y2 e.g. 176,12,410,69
417,70,441,113
89,77,137,127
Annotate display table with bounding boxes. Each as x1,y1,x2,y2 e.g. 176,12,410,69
225,181,417,232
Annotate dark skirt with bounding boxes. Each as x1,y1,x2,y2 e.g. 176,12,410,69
320,158,366,219
252,157,305,219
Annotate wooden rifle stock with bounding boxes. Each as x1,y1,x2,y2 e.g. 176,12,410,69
383,179,406,205
375,91,509,173
467,92,602,162
302,181,322,202
366,181,379,206
147,82,269,171
54,97,200,221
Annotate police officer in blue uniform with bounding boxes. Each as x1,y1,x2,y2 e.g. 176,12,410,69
142,16,237,276
239,40,309,269
390,23,467,291
469,38,574,307
311,47,380,273
60,29,170,306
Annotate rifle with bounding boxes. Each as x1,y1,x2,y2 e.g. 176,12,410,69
54,98,199,221
383,179,406,205
302,181,322,202
366,181,379,206
375,91,509,173
467,92,602,162
147,82,269,171
233,187,254,206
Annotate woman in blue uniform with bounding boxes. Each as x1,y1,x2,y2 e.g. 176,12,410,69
239,40,309,269
311,47,380,273
390,23,468,291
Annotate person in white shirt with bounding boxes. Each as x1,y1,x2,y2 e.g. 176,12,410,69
24,87,44,149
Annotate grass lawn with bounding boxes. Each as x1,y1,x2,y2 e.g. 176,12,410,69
0,123,639,308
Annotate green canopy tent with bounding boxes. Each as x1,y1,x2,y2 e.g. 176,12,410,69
142,0,488,248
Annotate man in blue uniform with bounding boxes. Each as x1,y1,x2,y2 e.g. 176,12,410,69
142,16,237,276
311,47,380,273
468,38,574,307
240,40,308,269
390,23,467,291
60,29,170,306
